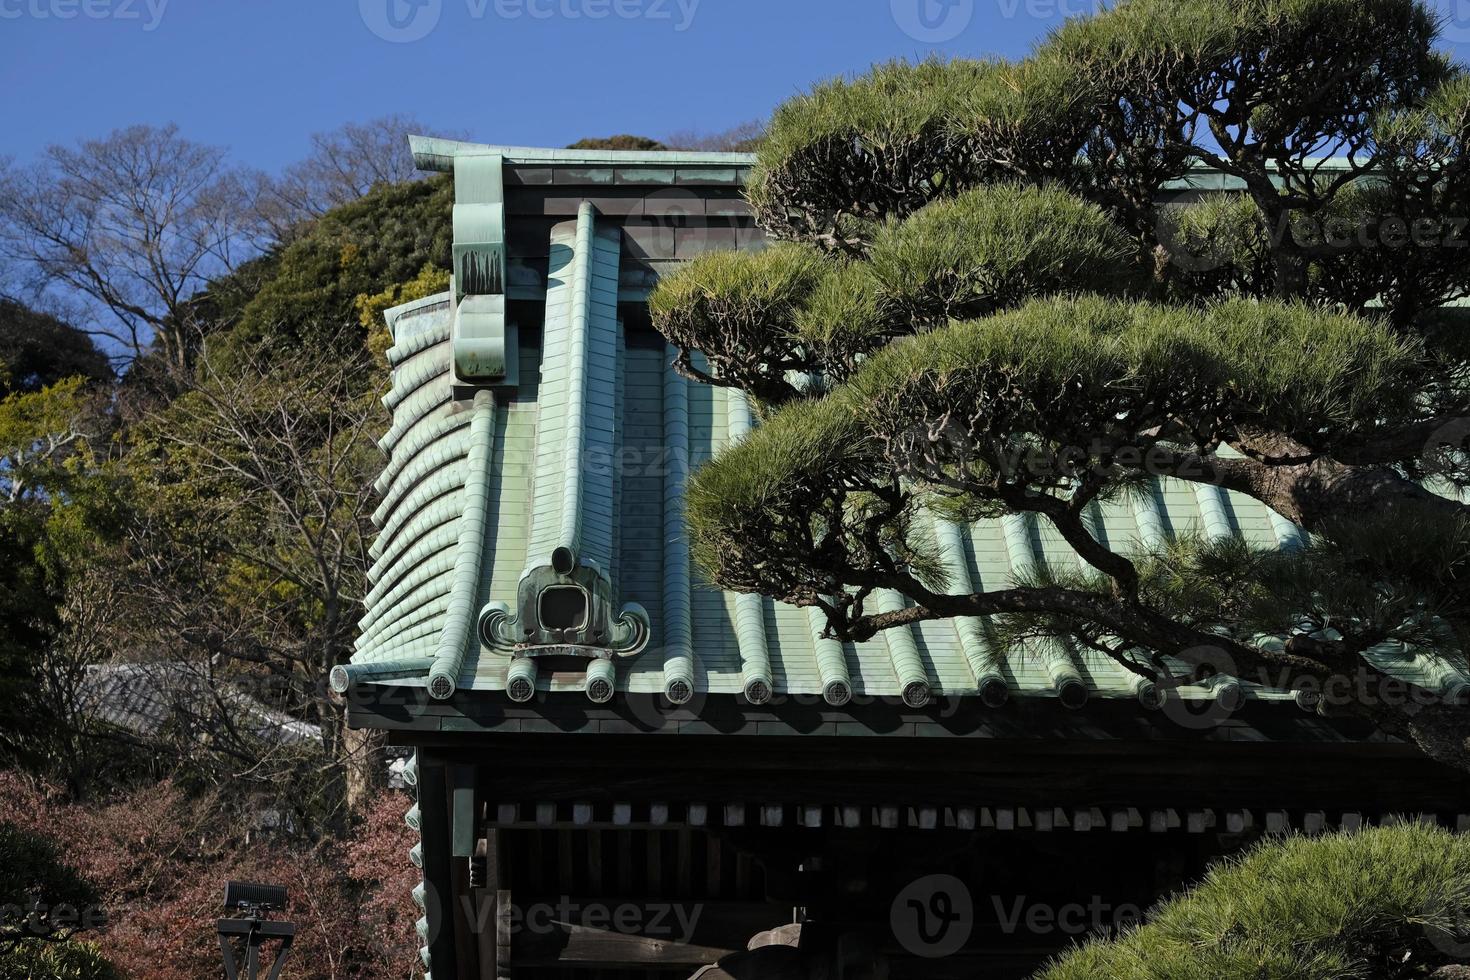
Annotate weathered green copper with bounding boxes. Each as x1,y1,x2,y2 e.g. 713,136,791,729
1186,483,1251,704
428,390,498,700
1215,446,1307,551
477,204,650,667
451,154,505,297
344,137,1467,713
807,605,853,706
506,657,538,703
929,516,1008,707
876,590,930,707
1268,509,1307,551
453,295,510,382
1003,513,1089,708
725,390,774,705
371,411,468,506
584,658,617,704
449,154,516,389
1130,482,1168,552
1129,671,1165,710
1202,673,1246,710
363,530,456,612
329,659,432,694
1193,483,1234,540
553,205,595,571
661,345,695,704
1070,506,1162,711
1128,484,1240,706
407,135,755,172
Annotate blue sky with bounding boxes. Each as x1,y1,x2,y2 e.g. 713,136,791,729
4,0,1470,173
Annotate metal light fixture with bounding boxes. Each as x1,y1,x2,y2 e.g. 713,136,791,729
217,881,295,980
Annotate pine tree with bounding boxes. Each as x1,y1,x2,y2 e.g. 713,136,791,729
650,0,1470,768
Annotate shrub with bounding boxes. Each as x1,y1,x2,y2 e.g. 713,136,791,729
1038,824,1470,980
0,941,119,980
0,773,423,980
0,822,101,942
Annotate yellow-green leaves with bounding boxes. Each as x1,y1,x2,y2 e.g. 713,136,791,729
353,263,452,361
0,377,93,502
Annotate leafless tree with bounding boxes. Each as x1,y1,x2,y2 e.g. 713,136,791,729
664,119,766,152
68,343,387,826
249,114,466,242
0,124,252,375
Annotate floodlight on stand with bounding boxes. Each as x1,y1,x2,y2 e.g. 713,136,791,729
217,880,295,980
223,881,288,915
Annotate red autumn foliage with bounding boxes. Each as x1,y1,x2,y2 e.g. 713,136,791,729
0,771,423,979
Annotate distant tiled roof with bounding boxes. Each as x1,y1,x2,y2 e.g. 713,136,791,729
338,141,1470,714
79,661,321,744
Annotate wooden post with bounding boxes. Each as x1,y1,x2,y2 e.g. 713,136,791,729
496,889,513,978
475,826,508,980
418,752,461,979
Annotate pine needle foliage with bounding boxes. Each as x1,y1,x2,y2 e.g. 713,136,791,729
653,0,1470,769
1039,824,1470,980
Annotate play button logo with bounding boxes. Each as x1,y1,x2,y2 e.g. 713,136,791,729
891,0,974,42
360,0,442,43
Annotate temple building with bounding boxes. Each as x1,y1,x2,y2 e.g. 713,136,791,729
334,137,1470,980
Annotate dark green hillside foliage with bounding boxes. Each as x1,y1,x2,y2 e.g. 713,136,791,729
567,135,668,150
0,302,111,397
207,173,453,368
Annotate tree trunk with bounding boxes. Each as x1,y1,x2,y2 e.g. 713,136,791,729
1270,234,1308,299
343,723,385,814
1161,440,1468,537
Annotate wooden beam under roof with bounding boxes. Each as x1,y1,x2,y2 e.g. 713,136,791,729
472,799,1468,836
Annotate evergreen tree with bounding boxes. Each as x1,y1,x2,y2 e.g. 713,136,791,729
650,0,1470,768
1041,823,1470,979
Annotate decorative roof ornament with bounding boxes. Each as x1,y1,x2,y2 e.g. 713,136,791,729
477,563,651,658
450,153,517,392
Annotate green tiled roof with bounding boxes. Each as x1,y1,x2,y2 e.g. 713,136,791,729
335,143,1470,715
347,290,1468,707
